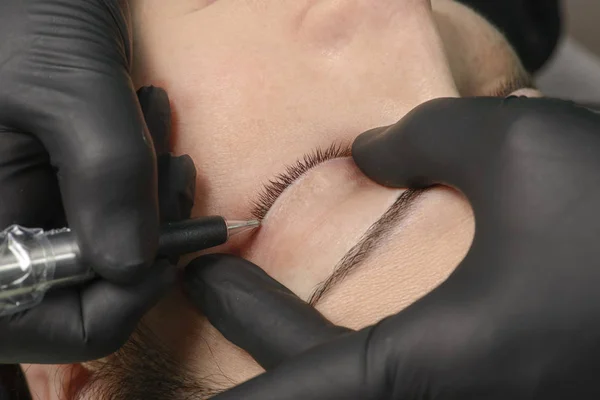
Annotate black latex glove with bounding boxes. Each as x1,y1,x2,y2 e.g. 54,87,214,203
0,86,196,363
185,97,600,399
0,0,157,281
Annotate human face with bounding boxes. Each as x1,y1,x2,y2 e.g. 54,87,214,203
24,0,534,398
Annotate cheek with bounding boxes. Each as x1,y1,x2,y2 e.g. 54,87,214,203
315,187,474,330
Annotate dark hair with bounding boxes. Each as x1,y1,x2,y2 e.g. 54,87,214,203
74,323,224,400
0,365,30,400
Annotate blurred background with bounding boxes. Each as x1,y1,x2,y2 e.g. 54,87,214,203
537,0,600,105
566,0,600,55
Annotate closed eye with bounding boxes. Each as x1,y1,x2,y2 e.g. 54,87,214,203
250,142,352,220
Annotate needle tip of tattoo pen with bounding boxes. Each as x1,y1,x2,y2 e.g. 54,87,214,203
226,219,261,237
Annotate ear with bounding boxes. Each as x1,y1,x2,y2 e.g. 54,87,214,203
22,363,91,400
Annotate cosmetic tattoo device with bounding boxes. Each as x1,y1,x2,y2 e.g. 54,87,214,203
0,216,259,317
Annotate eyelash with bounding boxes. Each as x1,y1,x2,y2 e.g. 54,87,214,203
250,142,352,220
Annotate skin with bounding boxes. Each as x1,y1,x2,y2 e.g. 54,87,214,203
22,0,537,398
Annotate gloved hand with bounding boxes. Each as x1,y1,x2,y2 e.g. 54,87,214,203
185,97,600,399
0,0,176,362
0,0,158,282
0,86,196,363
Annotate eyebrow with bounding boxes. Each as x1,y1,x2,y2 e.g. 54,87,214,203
307,188,425,306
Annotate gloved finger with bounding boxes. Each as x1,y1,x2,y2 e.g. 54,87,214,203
137,86,171,156
136,86,196,224
210,272,484,400
184,254,351,370
202,257,496,400
211,327,386,400
0,131,64,230
36,77,159,284
351,97,508,191
0,259,175,364
352,97,581,193
157,154,196,225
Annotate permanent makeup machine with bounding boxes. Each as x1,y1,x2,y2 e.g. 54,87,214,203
0,217,259,317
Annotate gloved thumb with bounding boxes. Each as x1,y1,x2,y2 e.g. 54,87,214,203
351,97,516,191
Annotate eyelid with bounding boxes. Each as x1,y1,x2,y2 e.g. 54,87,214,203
250,142,352,220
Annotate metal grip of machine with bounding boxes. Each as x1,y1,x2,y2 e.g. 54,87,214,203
0,217,233,317
0,226,58,316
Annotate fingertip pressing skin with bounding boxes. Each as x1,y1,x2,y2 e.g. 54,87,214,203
184,254,350,370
